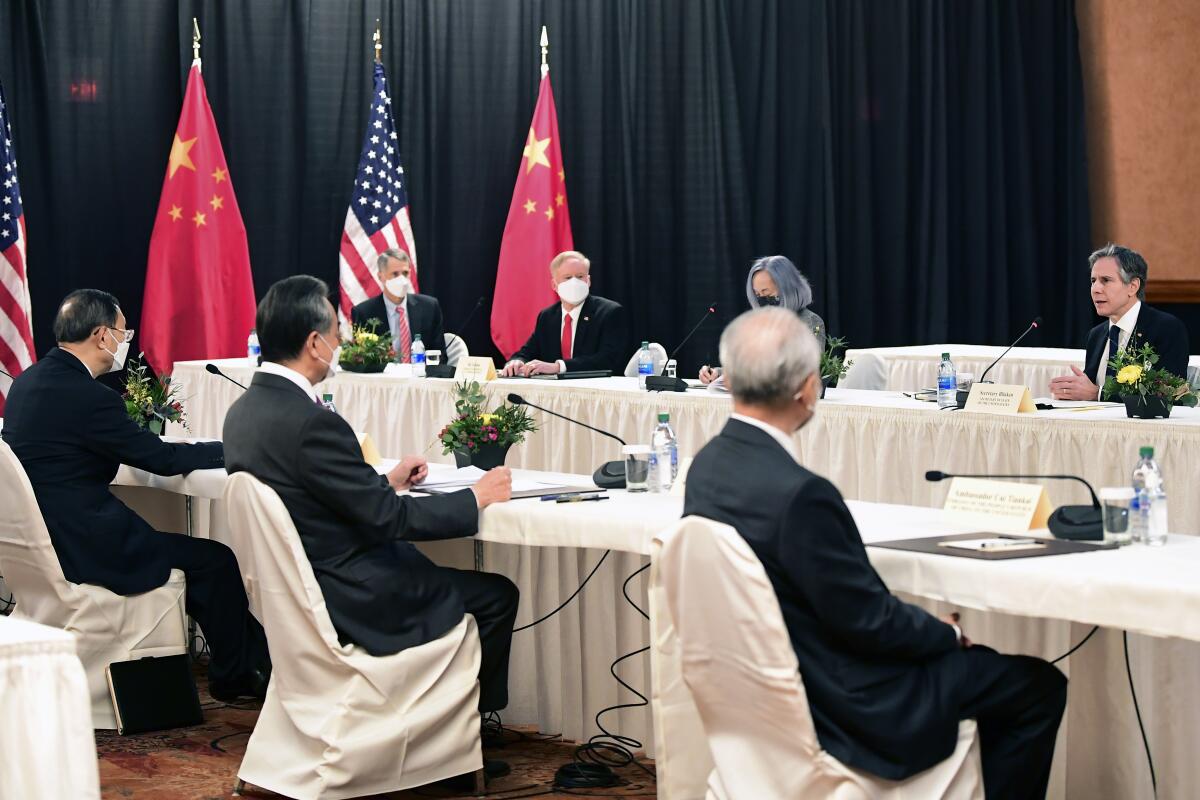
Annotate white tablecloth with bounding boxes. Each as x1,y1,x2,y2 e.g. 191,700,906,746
0,616,99,800
844,343,1200,397
114,460,1200,800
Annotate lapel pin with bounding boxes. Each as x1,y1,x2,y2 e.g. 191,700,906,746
583,316,590,322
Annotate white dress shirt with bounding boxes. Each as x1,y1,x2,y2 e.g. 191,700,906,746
1094,300,1141,388
258,361,321,403
730,413,800,465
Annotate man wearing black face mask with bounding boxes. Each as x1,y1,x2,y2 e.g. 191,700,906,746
2,289,271,702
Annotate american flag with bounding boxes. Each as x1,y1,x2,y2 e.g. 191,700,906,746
0,80,33,414
338,61,418,333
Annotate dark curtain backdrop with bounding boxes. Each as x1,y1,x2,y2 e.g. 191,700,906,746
0,0,1091,376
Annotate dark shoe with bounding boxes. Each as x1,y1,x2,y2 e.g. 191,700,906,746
209,664,271,703
434,759,511,792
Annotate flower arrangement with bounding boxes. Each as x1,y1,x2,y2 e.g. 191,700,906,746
1100,341,1196,407
338,319,395,373
439,381,537,456
123,355,186,434
820,335,853,384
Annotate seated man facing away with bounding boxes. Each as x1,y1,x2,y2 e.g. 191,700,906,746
2,289,269,701
223,276,517,775
684,307,1067,800
499,250,630,376
351,248,447,360
1051,243,1189,400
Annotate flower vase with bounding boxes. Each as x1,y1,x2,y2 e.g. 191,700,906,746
339,361,388,374
1123,395,1172,420
454,441,512,470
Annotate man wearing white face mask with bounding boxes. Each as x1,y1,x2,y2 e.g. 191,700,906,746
2,289,271,701
684,307,1067,800
351,249,446,362
500,250,630,377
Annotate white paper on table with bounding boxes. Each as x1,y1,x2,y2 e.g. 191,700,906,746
419,465,487,489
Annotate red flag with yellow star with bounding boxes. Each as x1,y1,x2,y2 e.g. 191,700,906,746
141,62,255,375
491,73,573,358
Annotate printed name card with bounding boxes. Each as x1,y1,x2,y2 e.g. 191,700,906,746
942,477,1052,533
454,356,497,383
963,383,1036,415
355,431,382,467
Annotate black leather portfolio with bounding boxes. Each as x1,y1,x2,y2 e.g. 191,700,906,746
105,654,203,735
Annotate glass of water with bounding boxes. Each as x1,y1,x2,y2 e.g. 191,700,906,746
1100,487,1134,546
622,445,652,492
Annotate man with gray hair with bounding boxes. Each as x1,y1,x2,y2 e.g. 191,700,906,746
685,307,1066,799
1050,243,1188,400
351,248,446,362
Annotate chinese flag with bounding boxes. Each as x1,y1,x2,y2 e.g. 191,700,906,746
491,73,573,359
141,62,255,375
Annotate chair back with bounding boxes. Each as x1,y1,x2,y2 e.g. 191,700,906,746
623,342,669,377
444,333,468,367
839,352,889,390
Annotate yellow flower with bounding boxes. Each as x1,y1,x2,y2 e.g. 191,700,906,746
1116,364,1143,385
481,413,496,425
358,331,379,344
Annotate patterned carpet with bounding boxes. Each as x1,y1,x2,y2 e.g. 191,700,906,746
95,671,658,799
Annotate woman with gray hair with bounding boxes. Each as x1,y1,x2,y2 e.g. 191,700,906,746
699,255,827,384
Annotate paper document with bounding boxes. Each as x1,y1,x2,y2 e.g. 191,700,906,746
416,465,562,494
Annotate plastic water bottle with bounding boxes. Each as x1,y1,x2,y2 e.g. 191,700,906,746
411,334,426,377
937,352,957,409
648,412,678,493
321,393,337,414
247,329,260,363
1131,446,1167,546
637,341,654,389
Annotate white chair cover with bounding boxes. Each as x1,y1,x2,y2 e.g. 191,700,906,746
0,441,187,730
1188,364,1200,392
223,472,482,800
839,352,890,390
653,516,984,800
445,332,468,367
624,342,669,377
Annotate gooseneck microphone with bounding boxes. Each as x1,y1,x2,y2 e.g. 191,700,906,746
0,366,12,380
205,363,248,391
453,296,486,335
647,302,717,392
507,393,628,488
978,317,1043,384
925,469,1101,540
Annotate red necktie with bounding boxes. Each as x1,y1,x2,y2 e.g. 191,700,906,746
561,314,573,360
396,303,412,363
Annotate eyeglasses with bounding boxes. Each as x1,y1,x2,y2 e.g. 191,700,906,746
108,327,135,343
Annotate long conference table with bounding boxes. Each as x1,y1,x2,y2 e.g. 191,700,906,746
112,458,1200,800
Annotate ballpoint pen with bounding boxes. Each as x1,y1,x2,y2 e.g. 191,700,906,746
556,495,609,503
541,491,603,501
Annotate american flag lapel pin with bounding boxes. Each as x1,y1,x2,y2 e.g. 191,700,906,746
583,316,590,322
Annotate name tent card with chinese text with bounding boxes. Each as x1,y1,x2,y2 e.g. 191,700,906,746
943,477,1052,533
454,356,497,383
963,383,1036,415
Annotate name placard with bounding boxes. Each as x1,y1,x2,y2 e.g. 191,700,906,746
963,383,1036,415
454,356,497,383
942,477,1052,533
355,431,383,467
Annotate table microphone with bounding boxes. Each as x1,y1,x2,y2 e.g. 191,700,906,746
646,301,717,392
506,392,629,488
205,363,249,391
925,469,1101,540
978,317,1043,384
427,296,487,378
454,295,486,335
0,366,11,380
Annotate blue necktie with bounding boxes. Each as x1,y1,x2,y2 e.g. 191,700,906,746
1104,325,1122,380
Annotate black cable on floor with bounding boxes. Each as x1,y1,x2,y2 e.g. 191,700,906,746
1124,631,1157,798
1050,625,1099,665
512,550,611,633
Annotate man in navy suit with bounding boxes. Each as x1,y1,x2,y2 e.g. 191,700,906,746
351,248,446,359
1050,243,1190,400
2,289,268,700
499,250,630,376
684,307,1067,800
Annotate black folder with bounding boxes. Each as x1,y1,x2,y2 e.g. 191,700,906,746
105,654,203,735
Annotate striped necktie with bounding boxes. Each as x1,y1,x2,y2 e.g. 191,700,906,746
396,302,412,363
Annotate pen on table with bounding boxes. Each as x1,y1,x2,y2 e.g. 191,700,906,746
979,538,1038,549
541,491,603,501
556,495,609,504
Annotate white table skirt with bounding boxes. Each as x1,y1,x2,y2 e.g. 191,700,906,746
844,343,1200,397
114,459,1200,800
0,616,99,800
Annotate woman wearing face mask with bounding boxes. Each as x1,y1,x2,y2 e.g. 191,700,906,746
699,255,826,384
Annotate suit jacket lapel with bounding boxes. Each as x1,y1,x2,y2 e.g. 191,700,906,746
573,297,596,355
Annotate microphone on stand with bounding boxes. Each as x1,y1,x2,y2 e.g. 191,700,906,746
428,296,487,378
507,393,629,488
205,363,249,391
646,302,717,392
0,366,12,380
925,469,1101,540
978,317,1043,385
453,296,486,335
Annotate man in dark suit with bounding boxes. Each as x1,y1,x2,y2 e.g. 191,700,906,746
2,289,269,700
224,276,517,720
1051,243,1190,400
351,248,446,360
684,307,1067,800
499,250,629,376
